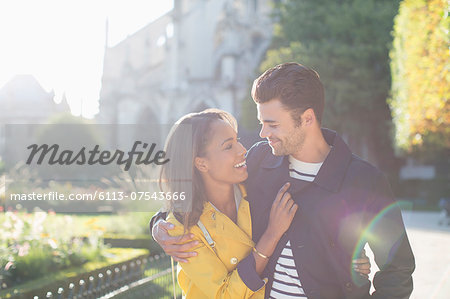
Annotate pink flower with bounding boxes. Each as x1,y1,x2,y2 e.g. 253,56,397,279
18,242,30,257
5,261,14,271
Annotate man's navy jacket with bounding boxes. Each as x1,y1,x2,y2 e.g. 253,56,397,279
236,129,415,299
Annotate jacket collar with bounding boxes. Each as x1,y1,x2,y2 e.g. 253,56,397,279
201,184,253,247
261,128,352,193
314,129,352,192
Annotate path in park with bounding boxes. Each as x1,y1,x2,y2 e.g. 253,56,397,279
365,211,450,299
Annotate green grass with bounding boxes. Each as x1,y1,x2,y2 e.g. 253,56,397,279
49,212,155,236
0,211,155,236
0,248,148,298
115,256,182,299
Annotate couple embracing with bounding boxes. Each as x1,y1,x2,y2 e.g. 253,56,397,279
150,63,415,299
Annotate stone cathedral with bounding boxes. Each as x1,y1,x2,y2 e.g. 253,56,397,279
98,0,274,133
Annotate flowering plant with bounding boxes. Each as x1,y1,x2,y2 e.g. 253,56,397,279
0,209,106,289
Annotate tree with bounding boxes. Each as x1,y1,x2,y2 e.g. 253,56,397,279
389,0,449,159
257,0,401,170
33,113,111,185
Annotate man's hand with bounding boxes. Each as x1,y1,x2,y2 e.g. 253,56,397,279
352,249,371,279
152,220,198,263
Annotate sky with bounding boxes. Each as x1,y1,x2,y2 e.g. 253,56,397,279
0,0,173,118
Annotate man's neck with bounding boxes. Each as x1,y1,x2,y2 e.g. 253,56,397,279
291,129,331,163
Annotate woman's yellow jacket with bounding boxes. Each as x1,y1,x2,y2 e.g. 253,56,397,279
167,185,265,299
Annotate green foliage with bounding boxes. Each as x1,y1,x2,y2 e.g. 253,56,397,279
36,113,101,147
259,0,401,168
11,248,54,280
10,245,103,282
240,82,259,131
391,177,450,205
103,235,162,254
32,113,115,185
0,248,147,298
90,212,153,236
389,0,449,156
0,211,106,287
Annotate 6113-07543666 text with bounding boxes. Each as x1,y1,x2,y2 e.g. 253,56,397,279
9,191,186,201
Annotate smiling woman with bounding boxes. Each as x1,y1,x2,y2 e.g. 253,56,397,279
159,108,299,299
160,108,242,228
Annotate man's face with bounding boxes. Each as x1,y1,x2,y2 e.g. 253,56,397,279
257,99,306,156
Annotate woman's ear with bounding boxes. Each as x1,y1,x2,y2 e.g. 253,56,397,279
195,157,208,173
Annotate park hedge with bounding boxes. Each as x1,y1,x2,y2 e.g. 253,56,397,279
0,248,148,299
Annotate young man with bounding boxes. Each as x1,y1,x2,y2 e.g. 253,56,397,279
150,63,415,298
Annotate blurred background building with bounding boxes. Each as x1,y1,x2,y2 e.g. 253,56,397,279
98,0,273,140
0,75,69,156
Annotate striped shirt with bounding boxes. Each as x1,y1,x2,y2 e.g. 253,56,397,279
269,155,323,299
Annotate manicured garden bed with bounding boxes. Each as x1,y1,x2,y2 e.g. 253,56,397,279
104,234,161,253
0,248,148,299
0,210,163,298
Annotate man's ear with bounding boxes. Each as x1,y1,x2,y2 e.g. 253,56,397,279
195,157,208,173
302,108,316,126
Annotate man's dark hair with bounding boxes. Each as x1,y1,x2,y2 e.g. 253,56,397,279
251,62,325,124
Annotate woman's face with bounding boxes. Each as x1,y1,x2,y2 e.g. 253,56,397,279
196,119,248,185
